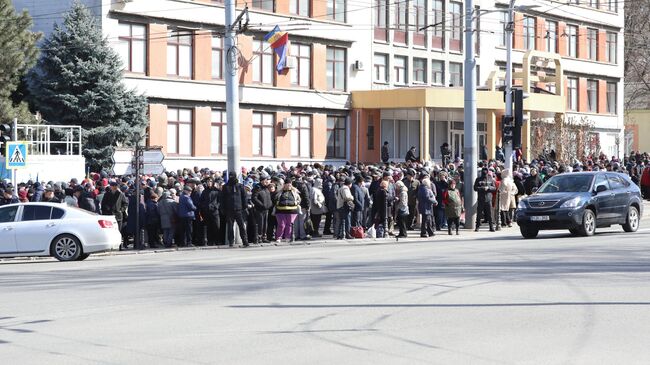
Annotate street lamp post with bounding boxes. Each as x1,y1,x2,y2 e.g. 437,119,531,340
504,0,516,172
463,0,478,230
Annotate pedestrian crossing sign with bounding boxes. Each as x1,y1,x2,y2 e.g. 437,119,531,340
6,142,28,169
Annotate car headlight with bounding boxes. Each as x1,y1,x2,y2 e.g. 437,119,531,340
560,197,581,208
518,200,527,209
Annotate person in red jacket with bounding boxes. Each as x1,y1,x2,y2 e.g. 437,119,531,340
641,166,650,200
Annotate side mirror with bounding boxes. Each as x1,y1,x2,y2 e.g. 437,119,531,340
531,187,538,194
595,185,607,194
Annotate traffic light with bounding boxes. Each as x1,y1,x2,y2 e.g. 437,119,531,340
513,89,529,148
502,115,514,145
0,124,12,154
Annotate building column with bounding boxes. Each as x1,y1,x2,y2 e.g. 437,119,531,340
420,107,430,162
194,107,212,157
488,110,497,160
148,103,168,152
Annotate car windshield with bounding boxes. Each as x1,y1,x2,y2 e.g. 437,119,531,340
537,174,594,193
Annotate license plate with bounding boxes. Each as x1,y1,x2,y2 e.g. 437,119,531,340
531,216,550,221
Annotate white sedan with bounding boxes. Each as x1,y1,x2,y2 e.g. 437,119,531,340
0,203,122,261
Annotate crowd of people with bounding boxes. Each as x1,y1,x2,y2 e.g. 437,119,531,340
1,146,649,250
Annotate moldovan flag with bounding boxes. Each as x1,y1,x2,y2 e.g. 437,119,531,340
264,25,289,72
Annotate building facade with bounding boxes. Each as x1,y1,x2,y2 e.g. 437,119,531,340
13,0,624,169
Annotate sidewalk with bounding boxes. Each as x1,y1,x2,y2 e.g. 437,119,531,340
3,200,650,262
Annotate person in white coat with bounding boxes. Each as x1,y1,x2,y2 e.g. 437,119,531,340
310,178,327,237
498,169,518,227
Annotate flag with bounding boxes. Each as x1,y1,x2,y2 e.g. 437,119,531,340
264,25,289,73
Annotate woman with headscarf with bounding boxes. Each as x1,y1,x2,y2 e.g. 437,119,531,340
274,177,301,242
371,180,389,238
394,180,409,238
443,178,463,235
498,169,518,227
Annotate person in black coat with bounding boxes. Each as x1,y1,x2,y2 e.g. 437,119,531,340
221,171,249,247
200,177,222,246
145,193,162,248
473,167,497,232
440,143,452,166
101,182,128,233
351,175,365,227
322,176,337,236
405,146,419,163
371,181,389,238
524,168,543,195
252,179,273,243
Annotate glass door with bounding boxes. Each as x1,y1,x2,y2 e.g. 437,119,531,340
451,130,464,159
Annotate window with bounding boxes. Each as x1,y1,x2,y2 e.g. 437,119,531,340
587,28,598,60
51,208,65,219
414,0,426,45
523,16,535,50
395,0,408,32
449,62,462,86
567,77,578,111
431,60,444,85
326,47,346,90
546,21,557,53
117,22,146,73
450,2,462,51
211,36,223,80
606,32,617,64
251,0,274,11
327,0,346,22
291,43,311,87
374,0,388,40
607,82,617,114
327,116,346,158
394,56,407,85
211,109,227,155
167,28,193,77
432,0,444,39
499,11,507,47
167,108,193,156
587,80,598,113
374,53,388,83
593,174,609,192
589,0,599,8
607,174,626,190
20,206,52,221
367,117,375,150
252,40,275,85
291,115,311,157
0,206,18,223
566,25,578,58
413,58,426,83
607,0,617,12
252,112,275,157
290,0,309,16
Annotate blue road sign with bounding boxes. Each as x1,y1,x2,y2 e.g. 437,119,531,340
6,142,28,169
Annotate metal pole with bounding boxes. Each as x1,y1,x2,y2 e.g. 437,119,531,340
12,118,17,186
355,110,360,163
134,141,141,250
505,0,516,171
225,0,241,179
463,0,477,230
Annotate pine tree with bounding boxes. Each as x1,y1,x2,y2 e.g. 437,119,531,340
29,1,147,170
0,0,40,121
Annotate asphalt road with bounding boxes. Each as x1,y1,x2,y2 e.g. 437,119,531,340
3,221,650,364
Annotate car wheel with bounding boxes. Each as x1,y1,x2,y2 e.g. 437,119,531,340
569,228,580,236
76,253,91,261
50,234,82,262
578,209,596,237
622,206,640,233
520,226,539,239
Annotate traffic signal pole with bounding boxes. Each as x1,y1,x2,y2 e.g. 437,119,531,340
504,0,516,172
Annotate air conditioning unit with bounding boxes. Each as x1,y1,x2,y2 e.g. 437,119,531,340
353,60,364,71
285,56,296,69
281,117,298,129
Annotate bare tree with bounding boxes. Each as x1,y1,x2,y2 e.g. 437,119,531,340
625,0,650,110
530,114,600,163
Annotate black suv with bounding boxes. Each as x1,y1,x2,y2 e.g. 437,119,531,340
516,172,643,238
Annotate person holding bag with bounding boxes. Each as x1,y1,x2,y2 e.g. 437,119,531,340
274,178,301,243
394,180,409,238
